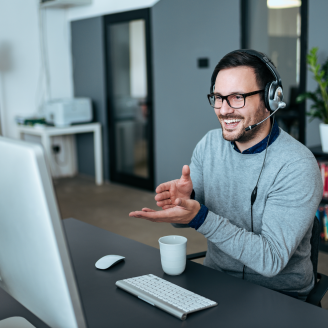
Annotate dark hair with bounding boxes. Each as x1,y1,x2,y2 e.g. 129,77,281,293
211,50,276,104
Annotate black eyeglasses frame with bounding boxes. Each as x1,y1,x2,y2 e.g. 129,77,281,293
207,89,264,109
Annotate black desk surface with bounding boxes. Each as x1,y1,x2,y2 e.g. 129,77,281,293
1,218,328,328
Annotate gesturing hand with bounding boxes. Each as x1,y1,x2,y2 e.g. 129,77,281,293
155,165,193,210
129,198,200,224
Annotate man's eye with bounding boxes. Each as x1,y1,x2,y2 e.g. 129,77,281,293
234,95,243,100
215,95,222,100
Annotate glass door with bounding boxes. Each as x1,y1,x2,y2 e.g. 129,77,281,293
104,9,154,190
241,0,307,144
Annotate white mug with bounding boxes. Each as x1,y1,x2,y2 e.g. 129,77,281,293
158,235,187,275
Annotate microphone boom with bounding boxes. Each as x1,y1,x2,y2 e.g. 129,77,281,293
245,102,286,131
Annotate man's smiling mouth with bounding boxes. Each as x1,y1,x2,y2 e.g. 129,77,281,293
223,119,241,129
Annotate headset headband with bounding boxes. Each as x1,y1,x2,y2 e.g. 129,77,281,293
210,49,282,90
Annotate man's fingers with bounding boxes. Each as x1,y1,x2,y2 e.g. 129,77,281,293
129,211,139,217
175,198,182,207
155,182,171,193
181,165,191,180
174,198,192,208
162,205,176,210
129,210,166,220
130,213,159,221
155,180,177,193
155,191,171,201
156,199,172,207
175,198,200,213
142,208,156,212
130,206,185,220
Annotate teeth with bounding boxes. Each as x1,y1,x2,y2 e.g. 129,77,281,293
224,119,241,124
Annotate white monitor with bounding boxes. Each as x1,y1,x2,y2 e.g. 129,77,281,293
0,137,87,328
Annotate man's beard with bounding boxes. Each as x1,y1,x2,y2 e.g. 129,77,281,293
219,105,268,143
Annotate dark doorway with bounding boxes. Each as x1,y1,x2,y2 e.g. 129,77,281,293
104,9,154,191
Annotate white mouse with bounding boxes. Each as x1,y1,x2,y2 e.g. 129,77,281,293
95,255,125,270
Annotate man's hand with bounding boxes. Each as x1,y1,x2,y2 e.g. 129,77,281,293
155,165,193,210
129,198,200,224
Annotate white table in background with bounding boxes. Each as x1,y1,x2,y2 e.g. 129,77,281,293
17,123,103,185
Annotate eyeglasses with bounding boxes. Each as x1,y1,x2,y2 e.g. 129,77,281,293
207,90,264,109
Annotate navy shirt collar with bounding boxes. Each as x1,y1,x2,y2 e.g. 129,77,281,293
231,119,279,154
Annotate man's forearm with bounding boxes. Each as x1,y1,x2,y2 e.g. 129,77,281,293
197,210,295,278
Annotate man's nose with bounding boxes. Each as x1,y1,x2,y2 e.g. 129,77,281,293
220,99,234,116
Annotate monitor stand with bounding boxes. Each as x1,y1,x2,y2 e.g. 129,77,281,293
0,317,36,328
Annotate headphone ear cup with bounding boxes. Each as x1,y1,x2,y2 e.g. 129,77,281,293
264,82,272,111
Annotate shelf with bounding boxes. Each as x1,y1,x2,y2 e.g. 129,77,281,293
292,146,328,252
312,151,328,252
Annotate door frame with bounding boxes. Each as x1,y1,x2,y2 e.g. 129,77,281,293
103,8,155,191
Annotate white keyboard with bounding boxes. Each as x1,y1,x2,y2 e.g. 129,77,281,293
116,274,217,320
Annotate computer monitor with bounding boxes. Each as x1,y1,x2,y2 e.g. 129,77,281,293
0,137,87,328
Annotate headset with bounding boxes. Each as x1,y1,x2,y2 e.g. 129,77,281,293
211,49,285,279
210,49,286,131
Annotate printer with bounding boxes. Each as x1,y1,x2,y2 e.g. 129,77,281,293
44,98,92,127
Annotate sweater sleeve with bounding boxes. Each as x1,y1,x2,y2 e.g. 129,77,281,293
197,157,323,278
189,136,206,205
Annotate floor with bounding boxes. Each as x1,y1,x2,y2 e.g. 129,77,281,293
54,176,328,309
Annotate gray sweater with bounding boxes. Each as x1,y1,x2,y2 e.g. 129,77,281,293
189,128,322,299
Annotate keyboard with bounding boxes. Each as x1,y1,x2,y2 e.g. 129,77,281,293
116,274,218,320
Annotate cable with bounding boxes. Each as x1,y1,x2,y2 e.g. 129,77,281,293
253,116,276,202
242,116,276,280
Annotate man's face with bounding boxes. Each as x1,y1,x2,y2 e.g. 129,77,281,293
214,66,269,143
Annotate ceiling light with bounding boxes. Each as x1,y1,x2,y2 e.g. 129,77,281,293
267,0,301,9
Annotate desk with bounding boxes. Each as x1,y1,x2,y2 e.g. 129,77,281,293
1,218,328,327
17,124,103,185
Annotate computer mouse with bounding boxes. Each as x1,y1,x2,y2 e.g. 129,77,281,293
95,255,125,270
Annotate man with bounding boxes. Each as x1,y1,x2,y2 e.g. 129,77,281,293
129,50,322,300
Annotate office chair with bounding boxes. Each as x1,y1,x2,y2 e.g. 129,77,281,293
186,216,328,307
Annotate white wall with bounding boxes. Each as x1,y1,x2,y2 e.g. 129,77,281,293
306,0,328,147
45,8,74,101
0,0,159,139
0,0,72,138
0,0,40,137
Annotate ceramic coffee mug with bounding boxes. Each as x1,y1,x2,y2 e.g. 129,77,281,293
158,235,187,275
